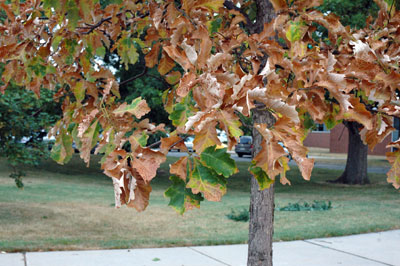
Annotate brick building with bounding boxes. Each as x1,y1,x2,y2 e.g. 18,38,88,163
304,123,394,156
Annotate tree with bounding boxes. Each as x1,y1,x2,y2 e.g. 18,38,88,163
318,0,379,185
1,1,400,265
0,82,61,187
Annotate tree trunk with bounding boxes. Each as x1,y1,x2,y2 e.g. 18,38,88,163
248,107,276,266
247,1,276,266
333,121,369,184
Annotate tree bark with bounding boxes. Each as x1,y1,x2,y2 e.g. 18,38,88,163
248,107,276,266
332,121,370,184
247,1,276,266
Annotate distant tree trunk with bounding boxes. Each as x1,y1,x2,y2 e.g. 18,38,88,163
333,121,369,184
247,1,276,266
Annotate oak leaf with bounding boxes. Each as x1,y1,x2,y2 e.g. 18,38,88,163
200,146,238,178
170,156,189,181
164,175,203,214
131,148,166,183
113,97,151,119
187,158,227,202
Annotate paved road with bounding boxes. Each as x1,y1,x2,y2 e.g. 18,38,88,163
2,230,399,266
167,151,390,174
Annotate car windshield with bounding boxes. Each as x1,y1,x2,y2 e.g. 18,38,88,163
239,136,252,144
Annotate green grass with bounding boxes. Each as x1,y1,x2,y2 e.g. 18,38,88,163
0,154,399,252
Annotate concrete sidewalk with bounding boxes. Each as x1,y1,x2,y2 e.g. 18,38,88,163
1,230,399,266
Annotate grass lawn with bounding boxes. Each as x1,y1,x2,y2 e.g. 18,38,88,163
0,154,399,252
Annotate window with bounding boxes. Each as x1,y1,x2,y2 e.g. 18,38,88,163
313,123,329,132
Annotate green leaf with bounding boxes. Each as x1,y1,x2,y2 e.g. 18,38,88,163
66,0,80,30
51,131,74,165
51,36,63,52
302,112,314,130
249,163,274,190
118,35,139,70
85,119,101,148
324,116,337,130
73,81,85,103
209,17,222,34
187,159,227,201
164,175,204,214
43,0,60,11
200,146,237,178
96,46,106,58
129,130,148,150
169,98,195,128
286,21,307,43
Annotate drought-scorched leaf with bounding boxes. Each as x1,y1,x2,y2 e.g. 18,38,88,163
386,142,400,189
51,131,74,165
170,156,189,180
193,126,221,153
113,97,150,119
200,146,237,178
131,149,166,183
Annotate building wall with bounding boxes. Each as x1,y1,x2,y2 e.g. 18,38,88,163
304,132,330,148
329,123,391,155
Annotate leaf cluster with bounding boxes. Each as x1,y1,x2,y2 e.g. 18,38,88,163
1,0,400,213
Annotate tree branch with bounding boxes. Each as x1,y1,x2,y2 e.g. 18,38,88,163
119,68,148,86
223,0,253,29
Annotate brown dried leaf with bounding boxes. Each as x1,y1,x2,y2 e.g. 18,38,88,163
177,72,197,97
193,124,221,153
145,43,160,68
131,148,166,183
126,176,153,212
158,51,175,75
160,135,187,154
170,156,188,180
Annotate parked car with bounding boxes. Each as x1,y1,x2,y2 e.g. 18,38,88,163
235,136,292,160
235,136,253,157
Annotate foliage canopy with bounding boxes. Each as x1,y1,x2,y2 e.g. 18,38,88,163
1,0,399,212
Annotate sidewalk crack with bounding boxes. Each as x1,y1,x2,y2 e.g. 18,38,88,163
23,252,27,266
188,247,231,266
303,240,394,266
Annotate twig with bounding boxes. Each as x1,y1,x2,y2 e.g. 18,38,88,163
147,74,171,88
119,68,147,86
223,0,253,28
146,136,186,149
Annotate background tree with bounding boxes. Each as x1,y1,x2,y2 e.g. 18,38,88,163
317,0,380,184
0,80,61,187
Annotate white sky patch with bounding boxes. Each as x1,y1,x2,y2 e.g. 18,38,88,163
260,59,273,76
233,103,243,113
